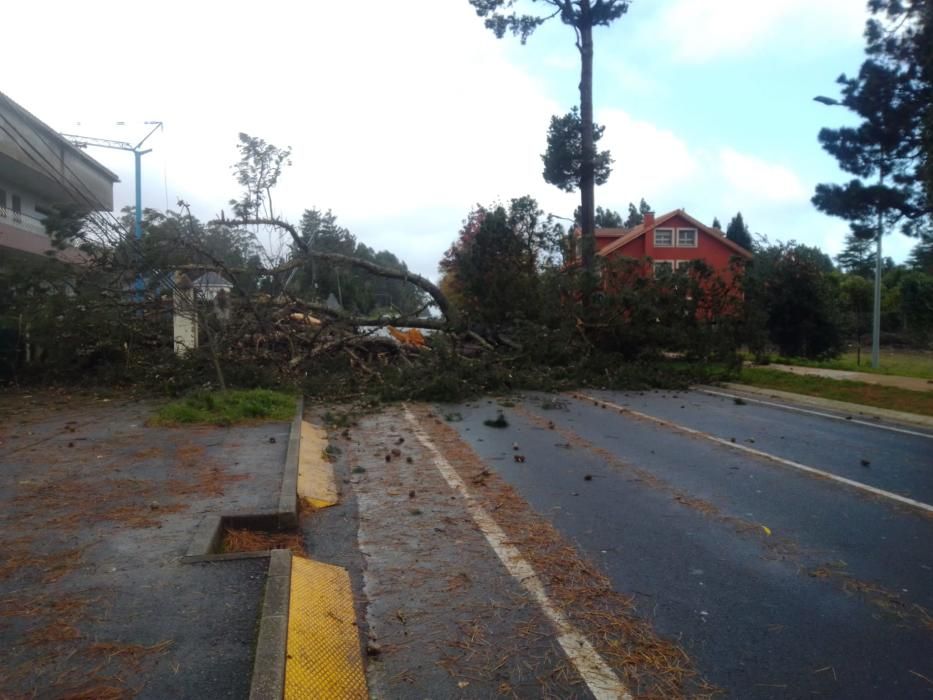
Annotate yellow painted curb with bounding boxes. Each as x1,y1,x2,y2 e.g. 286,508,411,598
298,421,338,509
285,557,367,700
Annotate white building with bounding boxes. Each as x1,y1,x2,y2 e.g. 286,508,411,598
0,91,119,266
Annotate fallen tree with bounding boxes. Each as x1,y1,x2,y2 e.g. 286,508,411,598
213,217,456,325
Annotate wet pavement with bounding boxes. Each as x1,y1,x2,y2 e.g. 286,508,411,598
0,391,289,699
435,391,933,699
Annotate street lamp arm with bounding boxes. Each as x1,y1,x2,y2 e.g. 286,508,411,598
60,133,135,151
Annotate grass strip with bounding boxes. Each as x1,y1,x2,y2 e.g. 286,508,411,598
152,389,295,426
737,367,933,417
767,350,933,380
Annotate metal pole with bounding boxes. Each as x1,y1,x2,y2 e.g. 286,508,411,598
871,216,882,369
134,149,144,298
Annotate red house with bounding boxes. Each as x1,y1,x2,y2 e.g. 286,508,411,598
570,208,753,321
590,208,752,275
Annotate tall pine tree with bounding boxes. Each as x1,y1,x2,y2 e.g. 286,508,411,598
469,0,630,285
835,233,875,277
813,1,931,241
725,212,753,251
623,198,653,227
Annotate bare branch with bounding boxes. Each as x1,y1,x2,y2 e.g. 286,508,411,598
214,217,455,324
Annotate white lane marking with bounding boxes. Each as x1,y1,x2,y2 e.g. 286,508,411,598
403,406,632,700
571,393,933,516
697,387,933,440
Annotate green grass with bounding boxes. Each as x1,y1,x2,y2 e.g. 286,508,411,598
153,389,296,426
769,348,933,380
737,367,933,417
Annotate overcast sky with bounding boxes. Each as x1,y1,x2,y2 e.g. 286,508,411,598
6,0,914,279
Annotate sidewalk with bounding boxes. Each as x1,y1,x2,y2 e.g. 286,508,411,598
0,391,290,699
762,363,933,392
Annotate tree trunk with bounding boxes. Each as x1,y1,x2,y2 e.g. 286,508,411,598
578,6,597,295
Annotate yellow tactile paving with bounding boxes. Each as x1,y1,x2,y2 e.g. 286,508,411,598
285,557,368,700
298,421,338,509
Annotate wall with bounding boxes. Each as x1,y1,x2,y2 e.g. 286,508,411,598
611,214,742,273
0,95,116,211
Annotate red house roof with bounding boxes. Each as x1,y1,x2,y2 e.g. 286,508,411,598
595,209,752,260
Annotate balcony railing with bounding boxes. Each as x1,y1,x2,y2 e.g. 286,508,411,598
0,207,49,235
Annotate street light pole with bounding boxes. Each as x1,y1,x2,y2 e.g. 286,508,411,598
814,96,882,369
871,176,883,369
61,122,162,298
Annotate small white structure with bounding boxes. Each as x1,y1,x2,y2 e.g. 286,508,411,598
172,272,198,356
193,271,233,301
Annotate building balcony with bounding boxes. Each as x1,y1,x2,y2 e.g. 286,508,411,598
0,206,47,235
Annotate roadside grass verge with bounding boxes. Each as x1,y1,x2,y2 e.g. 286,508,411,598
152,389,296,426
767,348,933,380
736,367,933,417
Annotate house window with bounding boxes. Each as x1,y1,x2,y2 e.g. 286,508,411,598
0,188,6,212
677,228,697,247
675,260,693,271
653,260,674,277
654,228,674,247
11,195,21,222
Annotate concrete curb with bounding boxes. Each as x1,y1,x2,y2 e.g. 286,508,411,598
277,396,304,529
175,397,305,697
249,549,293,700
182,396,305,561
709,383,933,431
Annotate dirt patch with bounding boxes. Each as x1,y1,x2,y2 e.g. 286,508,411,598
221,527,307,556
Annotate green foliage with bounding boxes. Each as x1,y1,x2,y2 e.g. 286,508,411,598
839,273,874,343
813,0,931,241
771,347,933,379
864,0,933,217
290,208,426,314
470,1,632,283
835,233,875,277
111,207,264,292
542,107,613,193
712,216,722,230
588,257,747,363
725,212,753,251
745,242,844,358
40,203,94,250
738,366,933,416
153,389,296,426
229,133,292,220
898,271,933,341
624,198,653,228
469,0,630,43
908,235,933,273
573,205,624,228
440,196,562,325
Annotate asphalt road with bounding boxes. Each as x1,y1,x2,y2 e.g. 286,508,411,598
438,390,933,699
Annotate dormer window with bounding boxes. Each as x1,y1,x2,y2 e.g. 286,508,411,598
654,228,674,247
677,228,697,247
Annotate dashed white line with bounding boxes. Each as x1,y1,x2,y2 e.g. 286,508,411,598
403,406,632,700
696,386,933,440
570,393,933,516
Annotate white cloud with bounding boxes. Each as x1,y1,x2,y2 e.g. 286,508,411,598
3,0,909,279
595,109,699,205
718,148,807,203
650,0,867,62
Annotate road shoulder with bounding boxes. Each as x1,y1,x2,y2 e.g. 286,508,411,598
714,382,933,430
